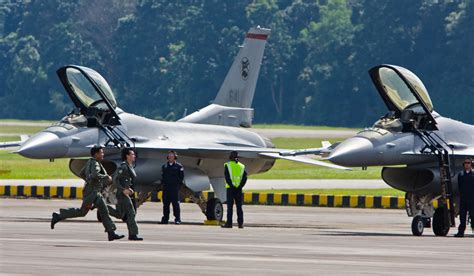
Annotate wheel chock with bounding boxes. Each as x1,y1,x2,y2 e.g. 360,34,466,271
204,220,223,226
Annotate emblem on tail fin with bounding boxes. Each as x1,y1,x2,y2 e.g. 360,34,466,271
241,57,250,80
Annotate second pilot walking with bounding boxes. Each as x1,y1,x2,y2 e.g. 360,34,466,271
113,148,143,241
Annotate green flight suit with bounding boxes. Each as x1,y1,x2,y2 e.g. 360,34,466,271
112,162,139,235
57,158,116,232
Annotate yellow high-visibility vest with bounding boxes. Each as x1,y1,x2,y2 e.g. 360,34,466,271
225,161,245,188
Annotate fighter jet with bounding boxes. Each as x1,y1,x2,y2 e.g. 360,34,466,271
8,27,347,221
291,64,471,236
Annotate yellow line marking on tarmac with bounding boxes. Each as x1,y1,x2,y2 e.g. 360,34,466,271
0,185,410,209
24,186,31,196
273,193,282,204
50,186,57,197
243,192,252,203
10,186,17,196
304,194,312,205
37,186,44,196
288,194,297,205
258,193,267,204
397,197,404,208
381,196,391,208
63,186,71,198
350,195,358,207
334,195,343,207
365,196,374,208
319,195,328,206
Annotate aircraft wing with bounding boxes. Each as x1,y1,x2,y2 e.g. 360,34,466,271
0,135,29,149
134,142,280,155
133,142,350,170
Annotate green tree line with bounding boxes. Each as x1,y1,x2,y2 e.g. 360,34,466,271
0,0,472,126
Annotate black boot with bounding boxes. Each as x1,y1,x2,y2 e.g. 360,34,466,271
454,232,464,238
129,235,144,241
221,223,232,228
108,231,125,241
160,217,168,224
51,212,60,229
238,224,244,229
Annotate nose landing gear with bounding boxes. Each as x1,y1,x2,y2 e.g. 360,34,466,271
411,215,431,236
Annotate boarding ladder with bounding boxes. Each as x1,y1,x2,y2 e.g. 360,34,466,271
414,129,455,226
100,124,135,149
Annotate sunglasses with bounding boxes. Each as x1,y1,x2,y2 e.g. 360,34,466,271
464,162,472,164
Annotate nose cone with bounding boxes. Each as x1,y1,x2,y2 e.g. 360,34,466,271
328,137,378,167
16,132,68,159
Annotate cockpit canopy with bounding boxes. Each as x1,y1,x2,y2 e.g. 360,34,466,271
376,66,433,113
369,65,437,131
65,66,117,109
57,65,120,126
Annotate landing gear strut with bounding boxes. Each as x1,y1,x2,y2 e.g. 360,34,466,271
406,192,434,236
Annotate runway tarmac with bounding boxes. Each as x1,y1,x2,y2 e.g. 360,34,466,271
1,199,472,275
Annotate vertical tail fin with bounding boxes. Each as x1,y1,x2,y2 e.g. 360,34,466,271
179,26,270,127
214,26,270,108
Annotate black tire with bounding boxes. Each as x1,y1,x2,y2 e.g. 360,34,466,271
206,198,223,221
411,215,424,236
97,211,102,222
433,206,450,236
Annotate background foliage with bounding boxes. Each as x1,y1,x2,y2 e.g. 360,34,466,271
0,0,472,126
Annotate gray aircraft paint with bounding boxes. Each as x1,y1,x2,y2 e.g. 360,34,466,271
12,27,347,204
300,64,473,235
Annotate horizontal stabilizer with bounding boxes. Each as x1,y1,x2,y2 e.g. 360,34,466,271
259,152,351,170
280,141,337,156
0,135,29,149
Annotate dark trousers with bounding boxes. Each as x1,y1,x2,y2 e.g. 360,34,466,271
458,201,474,234
226,188,243,226
162,193,180,222
58,194,116,232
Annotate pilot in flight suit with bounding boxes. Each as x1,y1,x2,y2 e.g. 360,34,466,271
50,146,124,241
113,148,143,240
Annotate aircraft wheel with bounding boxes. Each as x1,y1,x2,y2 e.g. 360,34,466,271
206,198,223,221
411,215,424,236
433,206,450,236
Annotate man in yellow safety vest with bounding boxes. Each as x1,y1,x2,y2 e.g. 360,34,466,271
221,151,247,228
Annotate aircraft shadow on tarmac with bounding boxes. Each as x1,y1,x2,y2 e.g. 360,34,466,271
7,217,470,237
2,217,341,230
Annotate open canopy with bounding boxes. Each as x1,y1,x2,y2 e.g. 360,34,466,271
57,65,118,113
369,65,434,115
57,65,120,126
